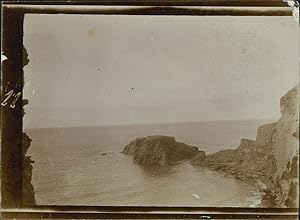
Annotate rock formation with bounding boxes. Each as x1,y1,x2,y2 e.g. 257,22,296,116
122,135,202,165
272,86,299,207
22,46,36,204
191,85,299,207
22,132,36,204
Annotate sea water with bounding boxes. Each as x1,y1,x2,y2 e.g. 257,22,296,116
26,119,274,206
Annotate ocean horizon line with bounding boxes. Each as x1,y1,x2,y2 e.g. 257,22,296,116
24,117,277,130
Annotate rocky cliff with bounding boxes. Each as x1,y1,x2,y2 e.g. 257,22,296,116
22,132,36,204
122,135,203,165
22,47,36,204
191,85,299,207
272,86,299,207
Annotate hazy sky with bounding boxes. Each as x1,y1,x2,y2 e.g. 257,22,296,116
23,14,298,128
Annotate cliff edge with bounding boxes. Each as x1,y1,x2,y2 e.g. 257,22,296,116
191,85,299,207
22,132,36,204
22,47,36,204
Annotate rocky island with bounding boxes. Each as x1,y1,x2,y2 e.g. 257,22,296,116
122,135,204,165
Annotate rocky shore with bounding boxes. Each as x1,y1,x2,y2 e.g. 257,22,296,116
193,85,299,207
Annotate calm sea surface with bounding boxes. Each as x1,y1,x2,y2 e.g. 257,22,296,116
26,119,274,206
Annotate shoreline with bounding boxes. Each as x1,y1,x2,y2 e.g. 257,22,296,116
192,163,269,208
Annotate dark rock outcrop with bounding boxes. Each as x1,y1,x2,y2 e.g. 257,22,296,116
190,151,206,164
22,132,36,204
191,85,299,208
123,135,202,165
22,46,36,204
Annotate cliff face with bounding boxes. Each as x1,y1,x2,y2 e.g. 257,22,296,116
22,47,36,204
191,85,299,207
123,135,202,165
22,132,36,204
272,86,299,207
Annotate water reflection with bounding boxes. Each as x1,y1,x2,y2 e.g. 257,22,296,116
137,164,174,177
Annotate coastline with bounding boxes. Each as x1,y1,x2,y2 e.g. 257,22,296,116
190,85,299,208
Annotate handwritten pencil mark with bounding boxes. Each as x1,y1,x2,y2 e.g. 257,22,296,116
10,92,21,109
1,89,22,108
1,90,14,107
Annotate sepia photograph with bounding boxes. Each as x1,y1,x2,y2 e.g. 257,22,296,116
19,13,298,209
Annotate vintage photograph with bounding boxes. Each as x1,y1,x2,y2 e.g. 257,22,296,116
22,14,298,208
